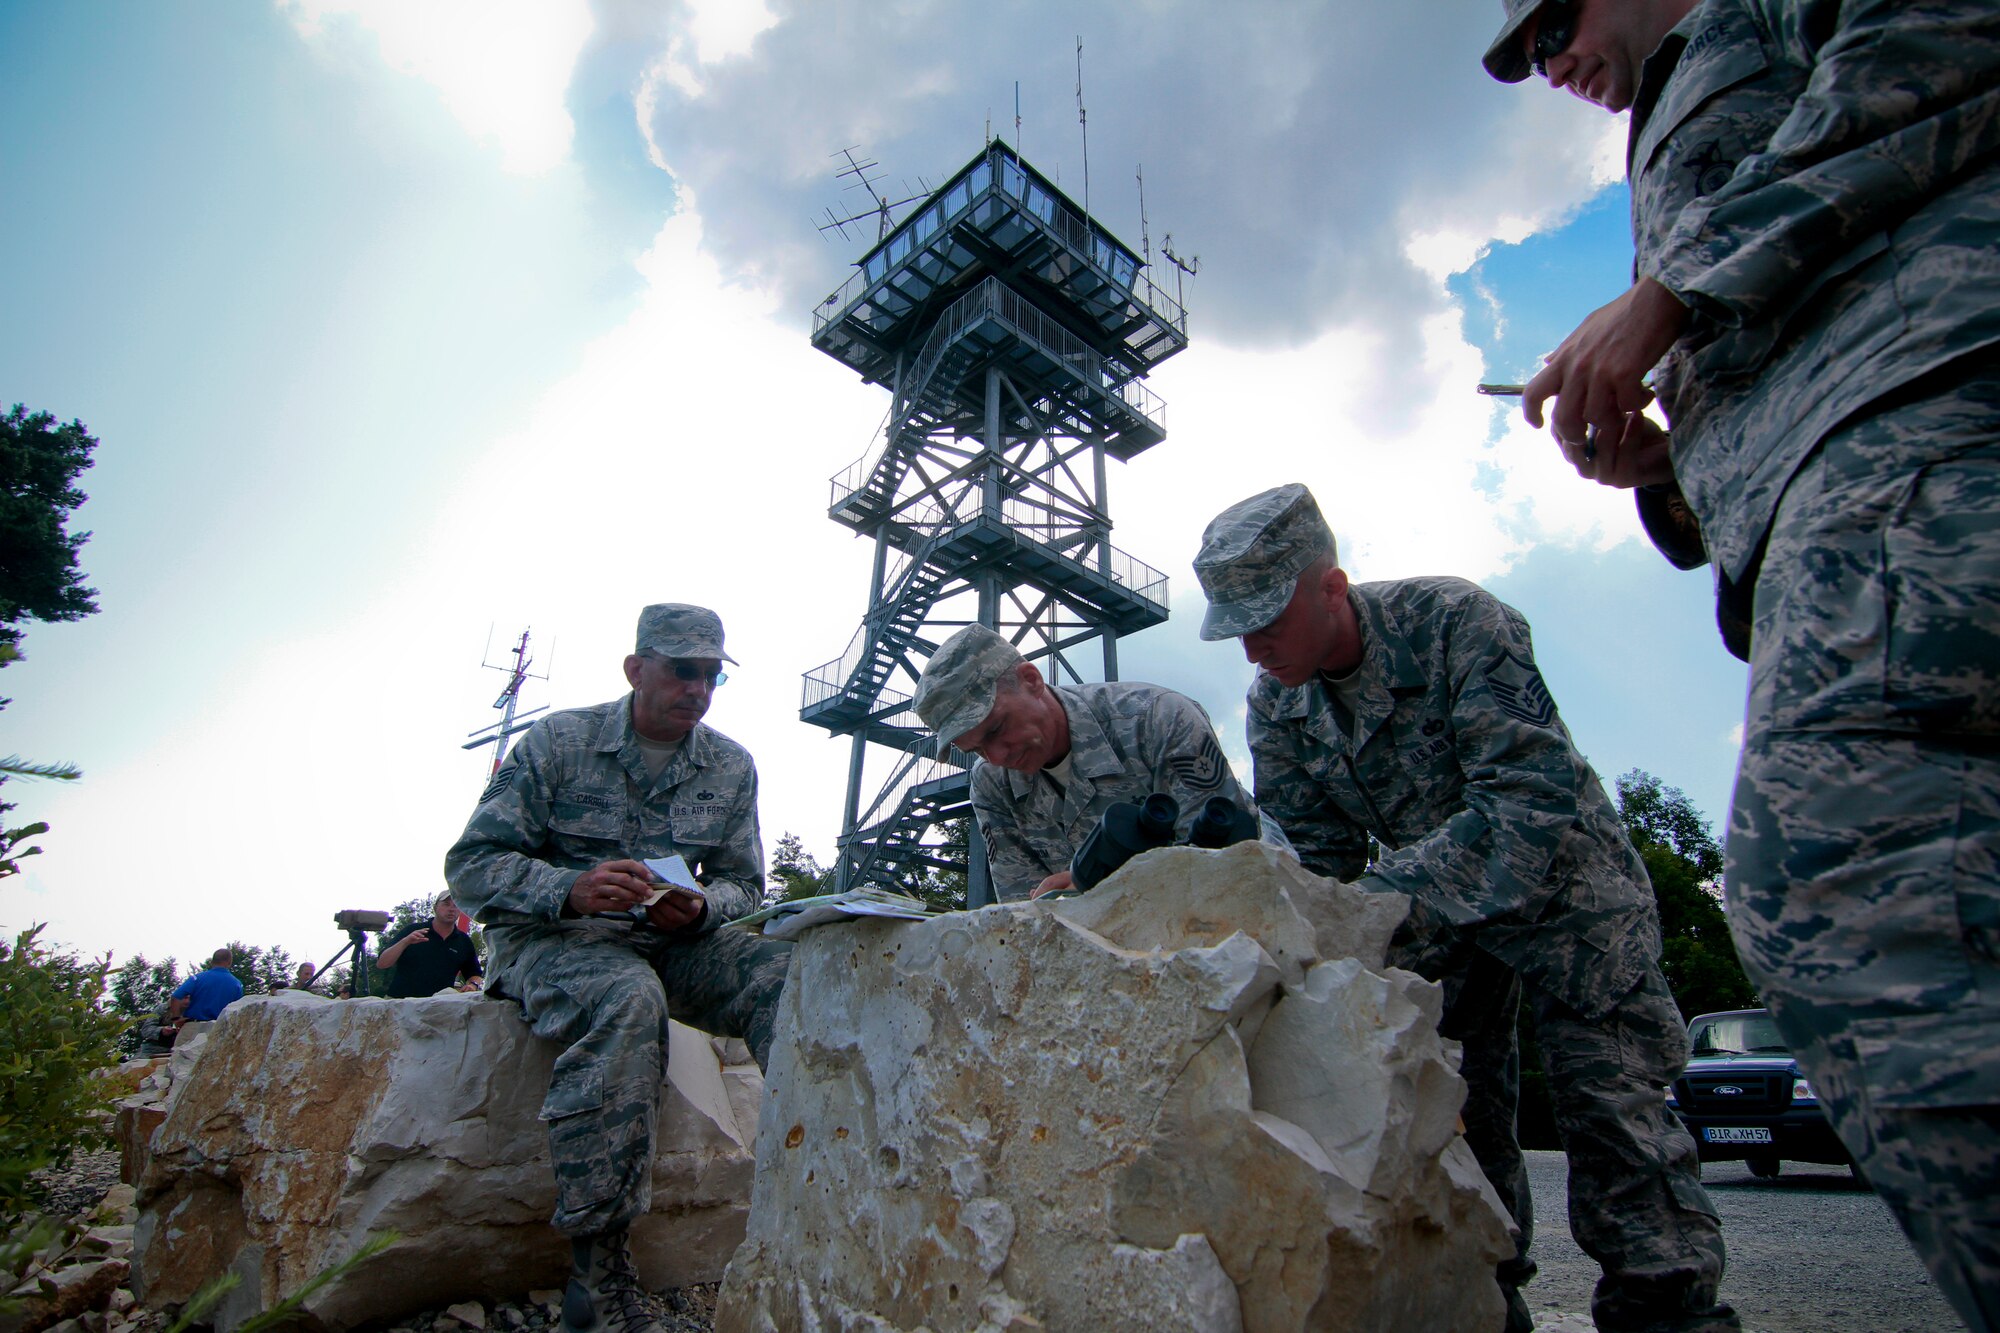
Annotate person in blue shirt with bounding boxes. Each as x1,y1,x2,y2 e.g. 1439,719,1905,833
168,948,245,1023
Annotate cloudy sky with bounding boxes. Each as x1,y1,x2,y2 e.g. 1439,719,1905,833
2,1,1748,972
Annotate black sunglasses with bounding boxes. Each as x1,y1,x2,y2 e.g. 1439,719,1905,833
1530,0,1579,77
650,657,727,686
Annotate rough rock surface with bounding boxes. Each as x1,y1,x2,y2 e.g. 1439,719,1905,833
132,989,762,1332
715,841,1514,1333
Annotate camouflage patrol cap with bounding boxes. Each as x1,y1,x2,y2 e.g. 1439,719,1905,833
1194,483,1336,641
635,603,737,665
913,625,1024,741
1484,0,1547,83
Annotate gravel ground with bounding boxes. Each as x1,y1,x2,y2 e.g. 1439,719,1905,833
1521,1149,1964,1332
28,1148,123,1219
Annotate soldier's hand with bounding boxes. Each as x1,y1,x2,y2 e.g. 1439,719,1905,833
1524,278,1687,458
644,887,706,932
1030,870,1075,899
1579,413,1676,489
569,860,657,915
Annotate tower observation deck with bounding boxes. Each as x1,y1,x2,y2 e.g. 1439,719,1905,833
803,139,1189,904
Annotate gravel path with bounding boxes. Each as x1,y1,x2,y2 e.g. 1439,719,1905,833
1522,1149,1963,1332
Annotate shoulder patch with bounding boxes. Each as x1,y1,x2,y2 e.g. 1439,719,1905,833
480,763,516,804
1164,735,1231,793
1483,650,1557,728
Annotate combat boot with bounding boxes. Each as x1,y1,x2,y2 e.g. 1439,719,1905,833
561,1230,660,1333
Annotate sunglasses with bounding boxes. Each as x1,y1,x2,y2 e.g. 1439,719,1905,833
649,657,727,686
1530,0,1579,77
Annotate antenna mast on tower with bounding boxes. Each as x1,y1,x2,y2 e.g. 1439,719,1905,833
816,147,928,244
462,627,551,782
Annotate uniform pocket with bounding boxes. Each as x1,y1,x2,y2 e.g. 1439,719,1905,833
547,801,622,862
539,1051,607,1123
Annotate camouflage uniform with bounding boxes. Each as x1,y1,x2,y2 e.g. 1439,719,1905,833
1194,484,1733,1332
445,697,791,1239
1246,577,1729,1332
1516,1,2000,1322
970,680,1267,901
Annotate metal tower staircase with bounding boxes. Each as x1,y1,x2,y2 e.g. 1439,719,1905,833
803,140,1189,903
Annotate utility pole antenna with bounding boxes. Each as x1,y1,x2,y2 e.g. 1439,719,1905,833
462,626,551,783
1075,37,1090,217
1161,232,1201,313
1136,163,1151,267
816,146,927,244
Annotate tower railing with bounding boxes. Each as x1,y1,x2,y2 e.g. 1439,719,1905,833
827,278,1167,513
810,148,1186,347
798,507,1169,716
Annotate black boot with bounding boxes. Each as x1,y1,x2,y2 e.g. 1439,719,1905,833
561,1230,659,1333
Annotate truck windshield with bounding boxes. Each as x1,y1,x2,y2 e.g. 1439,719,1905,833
1689,1011,1787,1056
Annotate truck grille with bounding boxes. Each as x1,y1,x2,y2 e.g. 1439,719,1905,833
1679,1072,1789,1115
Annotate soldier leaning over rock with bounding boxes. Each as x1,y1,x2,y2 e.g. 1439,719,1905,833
1488,2,2000,1324
445,603,792,1333
1196,483,1737,1333
911,623,1284,901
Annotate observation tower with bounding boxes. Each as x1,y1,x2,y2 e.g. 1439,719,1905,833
803,139,1189,904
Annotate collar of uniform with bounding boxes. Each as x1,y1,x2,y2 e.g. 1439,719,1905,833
1265,584,1426,724
1349,584,1429,693
601,693,712,767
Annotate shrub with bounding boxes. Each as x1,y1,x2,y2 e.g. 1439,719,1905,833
0,926,126,1218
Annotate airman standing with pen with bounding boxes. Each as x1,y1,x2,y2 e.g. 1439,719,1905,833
1487,2,2000,1324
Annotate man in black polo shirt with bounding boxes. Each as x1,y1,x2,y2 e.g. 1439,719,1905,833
377,891,483,998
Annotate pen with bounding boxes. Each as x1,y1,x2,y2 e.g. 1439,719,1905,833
1476,383,1597,462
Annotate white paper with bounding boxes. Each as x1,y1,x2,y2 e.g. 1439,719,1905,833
639,854,704,906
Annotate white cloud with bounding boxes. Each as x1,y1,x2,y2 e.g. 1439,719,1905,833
279,0,593,173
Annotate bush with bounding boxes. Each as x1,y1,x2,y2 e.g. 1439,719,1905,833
0,926,126,1218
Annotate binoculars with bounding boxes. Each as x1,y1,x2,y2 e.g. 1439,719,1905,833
1068,793,1261,892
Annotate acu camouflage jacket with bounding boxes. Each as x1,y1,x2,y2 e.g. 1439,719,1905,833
1635,0,2000,583
444,696,764,970
972,681,1257,901
1247,578,1659,1018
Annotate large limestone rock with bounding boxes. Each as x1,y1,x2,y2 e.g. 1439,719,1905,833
716,841,1513,1333
133,989,761,1331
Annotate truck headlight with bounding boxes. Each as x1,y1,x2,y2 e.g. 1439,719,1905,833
1792,1077,1816,1103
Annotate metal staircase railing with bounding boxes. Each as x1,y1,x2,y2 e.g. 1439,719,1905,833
829,278,1167,516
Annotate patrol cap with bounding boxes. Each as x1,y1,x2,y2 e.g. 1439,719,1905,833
913,625,1024,741
1193,483,1336,641
1484,0,1546,83
635,603,737,665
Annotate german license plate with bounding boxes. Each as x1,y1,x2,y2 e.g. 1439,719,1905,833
1704,1127,1773,1144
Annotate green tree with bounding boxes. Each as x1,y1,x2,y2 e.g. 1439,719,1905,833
1614,769,1757,1019
109,954,186,1056
110,955,184,1017
218,942,299,997
0,406,98,648
907,817,970,913
0,927,124,1217
768,833,833,906
1,405,101,880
